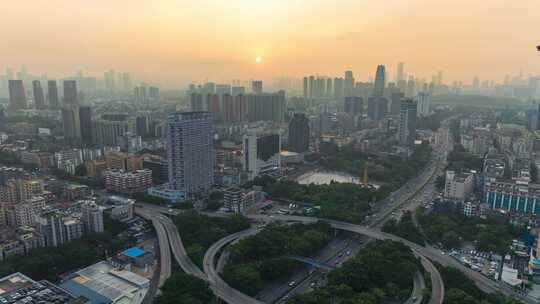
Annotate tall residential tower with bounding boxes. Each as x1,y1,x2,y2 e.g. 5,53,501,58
167,112,214,198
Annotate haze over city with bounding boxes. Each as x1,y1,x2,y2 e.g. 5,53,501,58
3,0,540,87
2,2,540,304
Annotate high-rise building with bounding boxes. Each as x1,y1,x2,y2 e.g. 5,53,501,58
231,86,245,96
78,106,93,145
374,65,386,97
81,201,104,234
536,103,540,130
303,77,309,99
92,115,135,146
344,96,363,116
417,92,431,117
344,71,355,96
121,72,132,91
233,94,247,122
63,80,78,104
396,62,405,83
243,132,281,180
326,78,333,97
134,86,147,105
190,93,204,111
406,76,416,98
367,96,387,121
32,80,46,110
245,91,286,122
36,210,67,247
390,92,405,115
334,77,344,99
62,105,82,141
8,80,26,110
252,80,263,94
222,94,234,123
47,80,59,110
398,99,417,147
149,86,160,104
167,112,214,197
104,69,116,92
288,113,310,153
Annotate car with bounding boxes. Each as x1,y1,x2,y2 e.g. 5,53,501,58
288,281,296,287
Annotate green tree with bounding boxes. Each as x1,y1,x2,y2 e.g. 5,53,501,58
157,273,216,304
74,164,87,176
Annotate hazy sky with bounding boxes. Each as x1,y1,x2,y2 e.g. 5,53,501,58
2,0,540,87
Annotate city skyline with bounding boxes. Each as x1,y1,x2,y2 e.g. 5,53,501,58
2,0,540,87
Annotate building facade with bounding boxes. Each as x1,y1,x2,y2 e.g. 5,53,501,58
167,112,214,198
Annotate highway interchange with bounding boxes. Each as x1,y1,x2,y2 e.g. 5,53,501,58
134,120,536,304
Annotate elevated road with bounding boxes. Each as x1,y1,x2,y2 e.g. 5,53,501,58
203,229,264,304
203,215,446,304
161,216,207,280
136,209,172,289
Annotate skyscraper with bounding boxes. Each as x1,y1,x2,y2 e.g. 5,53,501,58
8,80,27,110
396,62,405,83
104,69,116,92
167,112,214,198
308,76,315,98
367,96,387,121
344,71,355,96
63,80,78,104
374,65,386,97
190,93,204,111
326,78,333,97
134,86,147,105
149,86,160,104
399,99,417,147
121,72,132,91
344,96,363,116
252,80,263,94
47,80,59,109
78,106,93,145
303,77,308,99
32,80,46,110
417,92,431,117
334,77,344,99
62,105,82,141
288,113,310,153
390,92,405,115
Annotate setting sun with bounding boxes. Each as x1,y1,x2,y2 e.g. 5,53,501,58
256,56,262,64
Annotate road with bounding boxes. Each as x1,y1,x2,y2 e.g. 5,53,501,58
405,272,426,304
135,209,172,289
203,228,265,304
271,125,452,302
203,214,446,304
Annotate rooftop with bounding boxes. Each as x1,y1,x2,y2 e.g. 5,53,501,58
61,261,148,304
0,273,85,304
121,247,146,258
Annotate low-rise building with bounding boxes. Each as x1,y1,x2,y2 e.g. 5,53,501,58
104,169,152,195
61,261,149,304
0,273,88,304
85,159,108,177
485,180,540,215
444,171,474,202
65,183,92,201
105,197,134,221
